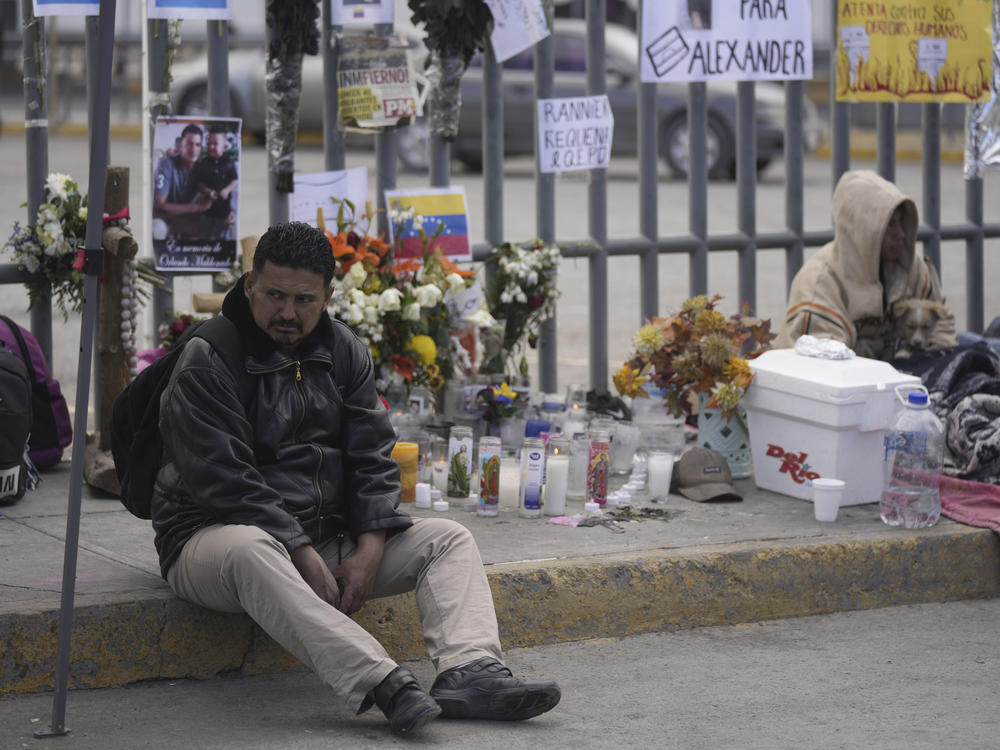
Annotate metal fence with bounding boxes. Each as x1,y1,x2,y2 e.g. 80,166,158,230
3,0,998,395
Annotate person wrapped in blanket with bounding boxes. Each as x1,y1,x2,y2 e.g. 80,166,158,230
775,170,957,360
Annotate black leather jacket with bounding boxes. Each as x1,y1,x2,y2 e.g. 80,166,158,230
151,283,412,578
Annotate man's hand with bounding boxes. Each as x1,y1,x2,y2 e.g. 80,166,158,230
290,545,341,609
332,530,386,616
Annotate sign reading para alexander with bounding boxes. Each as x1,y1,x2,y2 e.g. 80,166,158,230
537,95,615,174
640,0,813,83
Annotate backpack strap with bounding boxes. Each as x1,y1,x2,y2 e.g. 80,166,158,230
0,315,38,384
188,316,254,409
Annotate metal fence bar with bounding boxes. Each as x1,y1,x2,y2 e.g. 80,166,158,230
784,80,805,294
586,0,608,392
736,81,756,311
322,1,346,172
147,18,173,328
20,0,53,364
535,22,557,394
921,103,942,273
372,21,395,237
687,82,708,295
483,40,503,248
965,178,985,333
829,0,850,186
206,19,229,117
876,101,896,181
636,2,658,324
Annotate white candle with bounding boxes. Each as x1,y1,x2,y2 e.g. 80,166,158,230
499,456,521,509
564,419,586,438
647,451,674,501
544,454,569,516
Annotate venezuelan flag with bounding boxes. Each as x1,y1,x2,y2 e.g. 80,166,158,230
388,190,471,261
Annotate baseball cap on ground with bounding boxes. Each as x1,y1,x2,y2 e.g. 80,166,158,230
677,448,742,502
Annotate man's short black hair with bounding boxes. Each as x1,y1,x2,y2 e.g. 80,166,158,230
253,221,335,286
180,123,204,140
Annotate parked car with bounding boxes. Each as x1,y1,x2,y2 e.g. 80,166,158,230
170,20,824,179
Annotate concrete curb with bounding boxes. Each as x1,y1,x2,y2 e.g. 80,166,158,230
3,523,997,695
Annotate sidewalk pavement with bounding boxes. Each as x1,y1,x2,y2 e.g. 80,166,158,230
2,459,998,696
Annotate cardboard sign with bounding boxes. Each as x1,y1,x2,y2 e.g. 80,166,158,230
640,0,813,83
835,0,993,102
485,0,550,64
537,95,614,173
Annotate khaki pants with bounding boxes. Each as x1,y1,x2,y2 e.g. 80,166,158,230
166,517,502,711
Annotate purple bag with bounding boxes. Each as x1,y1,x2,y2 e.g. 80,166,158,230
0,316,72,469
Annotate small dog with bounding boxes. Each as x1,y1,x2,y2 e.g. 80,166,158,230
889,299,950,358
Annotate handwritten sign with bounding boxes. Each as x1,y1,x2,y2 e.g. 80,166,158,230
290,168,369,229
484,0,550,64
537,95,614,174
836,0,992,102
640,0,813,83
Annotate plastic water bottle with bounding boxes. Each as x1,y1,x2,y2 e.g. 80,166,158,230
880,386,944,528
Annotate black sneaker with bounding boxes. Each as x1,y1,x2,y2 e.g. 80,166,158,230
429,657,561,721
371,666,442,736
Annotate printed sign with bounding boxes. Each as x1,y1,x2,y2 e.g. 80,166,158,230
835,0,993,102
485,0,550,64
640,0,813,83
384,187,471,262
147,0,231,20
330,0,393,26
32,0,99,15
290,168,369,230
151,116,241,271
537,95,614,173
337,35,422,131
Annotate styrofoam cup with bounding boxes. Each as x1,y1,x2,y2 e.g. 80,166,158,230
812,478,845,522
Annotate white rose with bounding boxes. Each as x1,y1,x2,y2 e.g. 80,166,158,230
527,271,538,287
445,273,465,293
364,306,379,324
378,288,403,312
349,289,366,307
344,262,367,289
464,308,498,329
402,302,421,321
414,283,443,307
45,173,71,202
344,304,365,324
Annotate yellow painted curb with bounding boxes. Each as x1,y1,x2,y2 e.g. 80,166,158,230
2,526,996,695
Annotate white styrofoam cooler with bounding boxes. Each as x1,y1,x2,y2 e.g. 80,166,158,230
742,349,921,505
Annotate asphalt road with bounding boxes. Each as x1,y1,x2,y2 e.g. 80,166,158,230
1,598,997,750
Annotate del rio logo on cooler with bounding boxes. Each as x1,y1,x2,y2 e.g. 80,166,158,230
765,443,820,484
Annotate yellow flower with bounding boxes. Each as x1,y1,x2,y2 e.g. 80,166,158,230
694,309,727,334
723,356,754,390
492,382,518,402
681,295,709,314
613,363,647,398
406,334,437,365
632,323,665,356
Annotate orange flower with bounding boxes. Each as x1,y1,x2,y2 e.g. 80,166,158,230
390,354,415,384
439,254,476,278
393,258,422,276
329,232,353,259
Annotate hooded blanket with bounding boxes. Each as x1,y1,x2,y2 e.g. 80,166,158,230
775,170,956,357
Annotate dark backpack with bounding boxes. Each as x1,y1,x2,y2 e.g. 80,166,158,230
0,315,72,469
110,315,252,519
0,342,39,505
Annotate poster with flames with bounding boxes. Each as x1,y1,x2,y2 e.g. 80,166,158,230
836,0,993,102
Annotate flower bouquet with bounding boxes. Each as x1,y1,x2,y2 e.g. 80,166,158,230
480,239,560,378
324,200,494,403
614,294,776,420
4,172,160,317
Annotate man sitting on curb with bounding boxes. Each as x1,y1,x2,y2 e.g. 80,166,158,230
151,221,561,735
